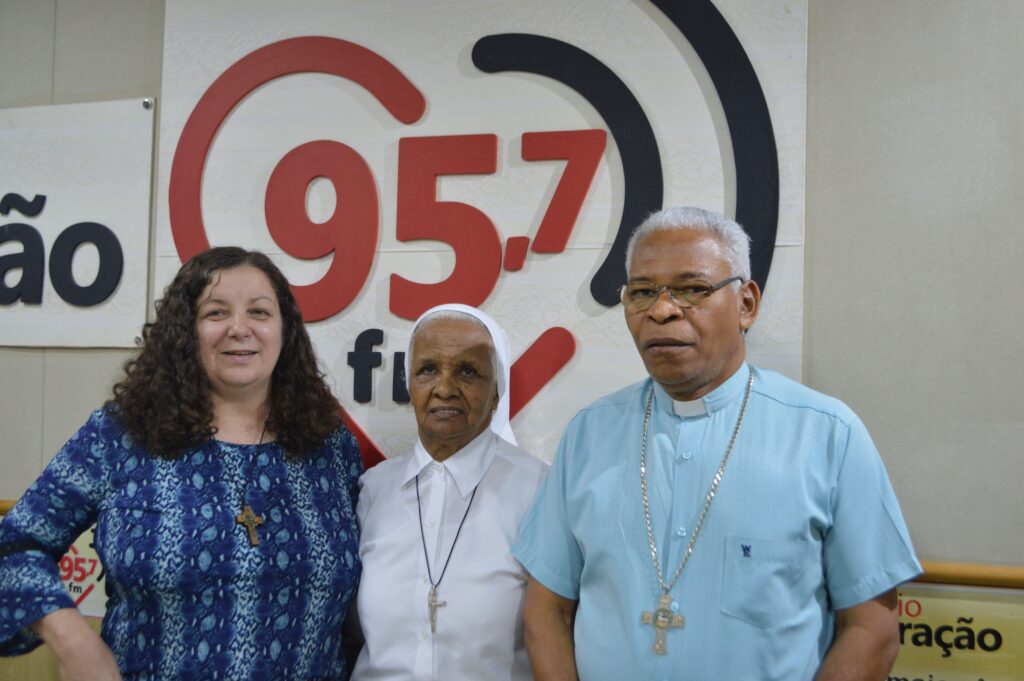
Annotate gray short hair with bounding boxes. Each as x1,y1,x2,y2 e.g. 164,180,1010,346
625,207,752,280
409,310,497,382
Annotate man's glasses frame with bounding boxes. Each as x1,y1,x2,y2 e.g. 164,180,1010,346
618,276,743,312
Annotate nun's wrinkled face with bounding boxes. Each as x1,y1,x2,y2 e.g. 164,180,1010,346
409,318,499,461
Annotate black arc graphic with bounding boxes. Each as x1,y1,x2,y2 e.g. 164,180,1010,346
473,0,779,302
473,34,662,306
651,0,779,293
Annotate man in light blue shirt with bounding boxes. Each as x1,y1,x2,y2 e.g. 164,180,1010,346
513,207,921,680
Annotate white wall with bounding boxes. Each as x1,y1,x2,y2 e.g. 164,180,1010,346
805,0,1024,564
0,0,164,499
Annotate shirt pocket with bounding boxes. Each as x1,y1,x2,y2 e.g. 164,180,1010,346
720,535,819,629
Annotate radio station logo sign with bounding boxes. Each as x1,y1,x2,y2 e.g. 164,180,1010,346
165,1,783,463
169,4,779,312
58,527,106,618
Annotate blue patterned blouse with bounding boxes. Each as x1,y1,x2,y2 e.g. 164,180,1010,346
0,409,362,680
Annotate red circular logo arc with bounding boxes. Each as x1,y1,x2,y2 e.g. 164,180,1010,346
168,36,426,262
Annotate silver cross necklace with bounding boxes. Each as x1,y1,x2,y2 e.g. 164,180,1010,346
416,468,478,634
639,372,753,655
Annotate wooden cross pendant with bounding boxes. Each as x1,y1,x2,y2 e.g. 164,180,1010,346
641,593,685,655
236,504,263,546
428,585,446,633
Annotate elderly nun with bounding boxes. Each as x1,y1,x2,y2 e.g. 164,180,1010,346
352,304,548,681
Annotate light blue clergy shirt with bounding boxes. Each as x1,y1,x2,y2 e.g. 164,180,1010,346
513,363,921,680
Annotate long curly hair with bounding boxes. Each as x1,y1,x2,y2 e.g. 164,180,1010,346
108,247,341,459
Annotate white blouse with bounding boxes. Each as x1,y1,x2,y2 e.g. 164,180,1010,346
352,429,548,681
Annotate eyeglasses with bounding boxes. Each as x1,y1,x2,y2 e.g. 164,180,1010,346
618,277,743,312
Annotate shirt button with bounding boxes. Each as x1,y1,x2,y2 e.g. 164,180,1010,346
670,601,680,613
680,450,693,460
676,527,687,537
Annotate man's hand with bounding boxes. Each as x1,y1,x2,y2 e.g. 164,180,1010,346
32,608,122,681
816,589,900,681
523,577,580,681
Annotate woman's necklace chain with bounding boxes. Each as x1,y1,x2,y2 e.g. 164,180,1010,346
235,423,267,547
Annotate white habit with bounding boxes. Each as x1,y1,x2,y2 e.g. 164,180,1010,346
352,428,546,681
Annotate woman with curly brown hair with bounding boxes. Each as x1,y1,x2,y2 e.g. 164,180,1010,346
0,247,362,681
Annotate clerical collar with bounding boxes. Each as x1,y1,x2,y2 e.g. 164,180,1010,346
402,428,497,499
673,398,707,418
654,363,752,417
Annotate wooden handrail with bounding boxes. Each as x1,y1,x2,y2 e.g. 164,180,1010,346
1,498,1022,588
917,560,1024,589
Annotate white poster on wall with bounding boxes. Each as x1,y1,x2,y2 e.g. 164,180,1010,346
156,0,807,464
0,98,155,348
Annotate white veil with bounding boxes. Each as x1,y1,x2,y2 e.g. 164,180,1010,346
404,303,516,446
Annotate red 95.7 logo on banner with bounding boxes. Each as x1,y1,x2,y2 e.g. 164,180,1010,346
59,530,104,614
166,2,781,463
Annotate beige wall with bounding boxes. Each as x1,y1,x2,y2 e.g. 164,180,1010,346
806,0,1024,564
0,0,164,500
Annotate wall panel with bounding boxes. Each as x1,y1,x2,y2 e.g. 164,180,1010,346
806,0,1024,564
